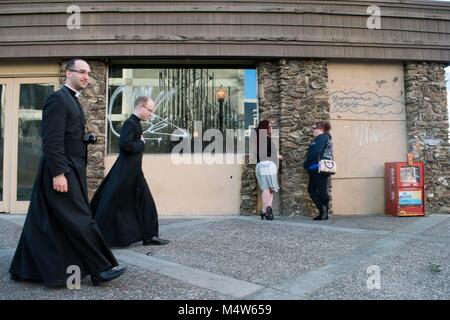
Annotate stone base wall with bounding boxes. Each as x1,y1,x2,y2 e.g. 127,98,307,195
60,60,107,200
404,62,450,214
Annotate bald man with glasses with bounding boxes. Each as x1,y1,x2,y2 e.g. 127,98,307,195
91,96,170,248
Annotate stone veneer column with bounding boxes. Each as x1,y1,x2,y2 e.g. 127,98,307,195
60,60,107,200
240,61,280,214
404,62,450,214
278,59,329,216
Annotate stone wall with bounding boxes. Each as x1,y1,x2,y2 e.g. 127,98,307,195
240,61,281,215
240,59,330,216
404,62,450,214
278,59,329,216
60,60,107,200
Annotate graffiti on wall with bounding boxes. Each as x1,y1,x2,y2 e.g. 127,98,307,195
330,91,404,116
345,123,387,147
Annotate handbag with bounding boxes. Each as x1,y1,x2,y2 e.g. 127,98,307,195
318,159,337,174
318,139,337,174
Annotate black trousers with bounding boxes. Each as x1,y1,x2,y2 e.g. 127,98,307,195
307,171,330,213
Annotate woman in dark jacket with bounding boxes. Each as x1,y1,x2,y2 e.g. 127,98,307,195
303,120,333,221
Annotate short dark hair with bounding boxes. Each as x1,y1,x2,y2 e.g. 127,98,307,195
134,96,150,108
315,120,331,132
65,58,87,71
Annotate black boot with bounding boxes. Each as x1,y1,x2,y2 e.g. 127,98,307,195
322,205,329,220
313,203,323,220
313,205,328,221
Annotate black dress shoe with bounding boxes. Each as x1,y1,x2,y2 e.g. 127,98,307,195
91,265,126,286
143,236,170,246
10,274,23,282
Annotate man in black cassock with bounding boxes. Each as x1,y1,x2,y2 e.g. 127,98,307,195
9,58,126,287
91,96,169,247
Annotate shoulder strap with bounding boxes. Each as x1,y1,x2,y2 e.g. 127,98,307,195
320,137,333,160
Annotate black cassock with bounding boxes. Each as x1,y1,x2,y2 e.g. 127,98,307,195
9,86,118,287
91,114,159,247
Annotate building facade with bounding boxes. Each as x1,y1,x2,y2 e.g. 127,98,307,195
0,0,449,215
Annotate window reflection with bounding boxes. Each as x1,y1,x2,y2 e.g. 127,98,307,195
17,83,53,201
107,66,258,154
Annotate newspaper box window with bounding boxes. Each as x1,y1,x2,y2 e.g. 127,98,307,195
385,158,425,217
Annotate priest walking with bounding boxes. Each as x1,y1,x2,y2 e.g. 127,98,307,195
9,58,126,287
91,96,169,247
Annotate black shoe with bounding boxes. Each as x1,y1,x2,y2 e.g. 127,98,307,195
143,236,170,246
322,205,329,220
10,274,23,282
91,265,126,286
313,207,328,221
260,212,265,220
265,206,274,221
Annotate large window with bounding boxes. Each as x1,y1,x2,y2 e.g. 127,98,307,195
107,62,258,154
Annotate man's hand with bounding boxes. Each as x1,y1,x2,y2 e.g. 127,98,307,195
53,174,68,193
141,135,146,143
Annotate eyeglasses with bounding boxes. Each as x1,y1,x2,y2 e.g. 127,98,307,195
68,69,91,76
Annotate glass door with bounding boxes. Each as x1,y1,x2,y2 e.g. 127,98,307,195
0,79,13,212
9,78,59,213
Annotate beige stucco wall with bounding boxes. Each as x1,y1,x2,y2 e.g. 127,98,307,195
105,155,243,215
0,60,59,77
328,62,408,215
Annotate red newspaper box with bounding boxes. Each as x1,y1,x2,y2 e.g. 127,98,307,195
385,161,425,217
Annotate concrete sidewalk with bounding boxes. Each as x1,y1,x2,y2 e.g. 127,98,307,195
0,213,448,300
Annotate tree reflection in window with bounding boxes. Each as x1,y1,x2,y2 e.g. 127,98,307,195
107,67,258,154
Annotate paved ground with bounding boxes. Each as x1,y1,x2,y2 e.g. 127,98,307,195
0,213,448,300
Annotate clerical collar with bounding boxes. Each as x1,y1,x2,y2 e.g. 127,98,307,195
64,84,81,98
132,113,142,122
